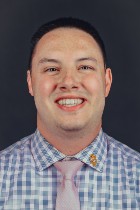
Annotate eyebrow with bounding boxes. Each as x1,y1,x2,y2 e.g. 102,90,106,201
76,57,97,63
38,58,61,65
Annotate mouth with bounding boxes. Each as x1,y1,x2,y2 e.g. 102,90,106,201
55,97,86,111
56,98,84,107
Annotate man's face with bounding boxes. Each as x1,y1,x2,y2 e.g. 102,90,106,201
27,28,112,134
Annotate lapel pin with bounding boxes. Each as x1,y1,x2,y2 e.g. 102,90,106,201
90,154,97,167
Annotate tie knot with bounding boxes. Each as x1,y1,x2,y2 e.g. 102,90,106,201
54,160,83,179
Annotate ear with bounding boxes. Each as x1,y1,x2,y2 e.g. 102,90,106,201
105,68,112,97
27,70,34,96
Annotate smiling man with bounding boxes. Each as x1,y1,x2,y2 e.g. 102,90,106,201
0,17,140,210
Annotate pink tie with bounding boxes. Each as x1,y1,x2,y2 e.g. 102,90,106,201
54,160,83,210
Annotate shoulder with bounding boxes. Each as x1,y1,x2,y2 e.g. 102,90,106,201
0,133,34,168
104,132,140,159
104,132,140,174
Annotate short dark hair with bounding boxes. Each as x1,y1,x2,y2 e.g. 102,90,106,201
28,17,107,69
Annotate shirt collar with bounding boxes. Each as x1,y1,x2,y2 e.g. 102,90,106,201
31,129,107,172
74,129,108,172
31,130,65,171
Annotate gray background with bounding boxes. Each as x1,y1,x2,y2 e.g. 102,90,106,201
0,0,140,152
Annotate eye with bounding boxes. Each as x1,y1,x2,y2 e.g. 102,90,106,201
44,67,58,72
79,65,95,71
42,67,60,75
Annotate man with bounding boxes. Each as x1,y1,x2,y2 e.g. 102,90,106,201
0,17,140,210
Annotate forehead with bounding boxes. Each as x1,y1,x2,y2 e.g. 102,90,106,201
33,28,103,62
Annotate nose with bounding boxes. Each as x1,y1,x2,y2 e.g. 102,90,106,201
58,70,80,91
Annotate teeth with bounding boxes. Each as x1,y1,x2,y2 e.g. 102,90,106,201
57,98,84,106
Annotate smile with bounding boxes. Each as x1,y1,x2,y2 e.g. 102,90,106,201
57,98,84,107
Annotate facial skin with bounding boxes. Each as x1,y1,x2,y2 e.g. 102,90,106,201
27,28,112,155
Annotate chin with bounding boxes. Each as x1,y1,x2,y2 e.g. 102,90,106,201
56,122,87,132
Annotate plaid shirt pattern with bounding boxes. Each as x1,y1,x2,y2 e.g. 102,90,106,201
0,129,140,210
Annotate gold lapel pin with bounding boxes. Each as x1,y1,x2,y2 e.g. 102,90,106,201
90,154,97,167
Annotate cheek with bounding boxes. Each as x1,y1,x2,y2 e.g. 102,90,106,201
83,74,104,94
34,77,56,97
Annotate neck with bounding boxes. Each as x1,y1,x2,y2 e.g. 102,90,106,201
37,122,101,156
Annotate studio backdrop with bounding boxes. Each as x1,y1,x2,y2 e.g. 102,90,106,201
0,0,140,152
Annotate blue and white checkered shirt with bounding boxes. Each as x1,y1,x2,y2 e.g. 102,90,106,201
0,129,140,209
